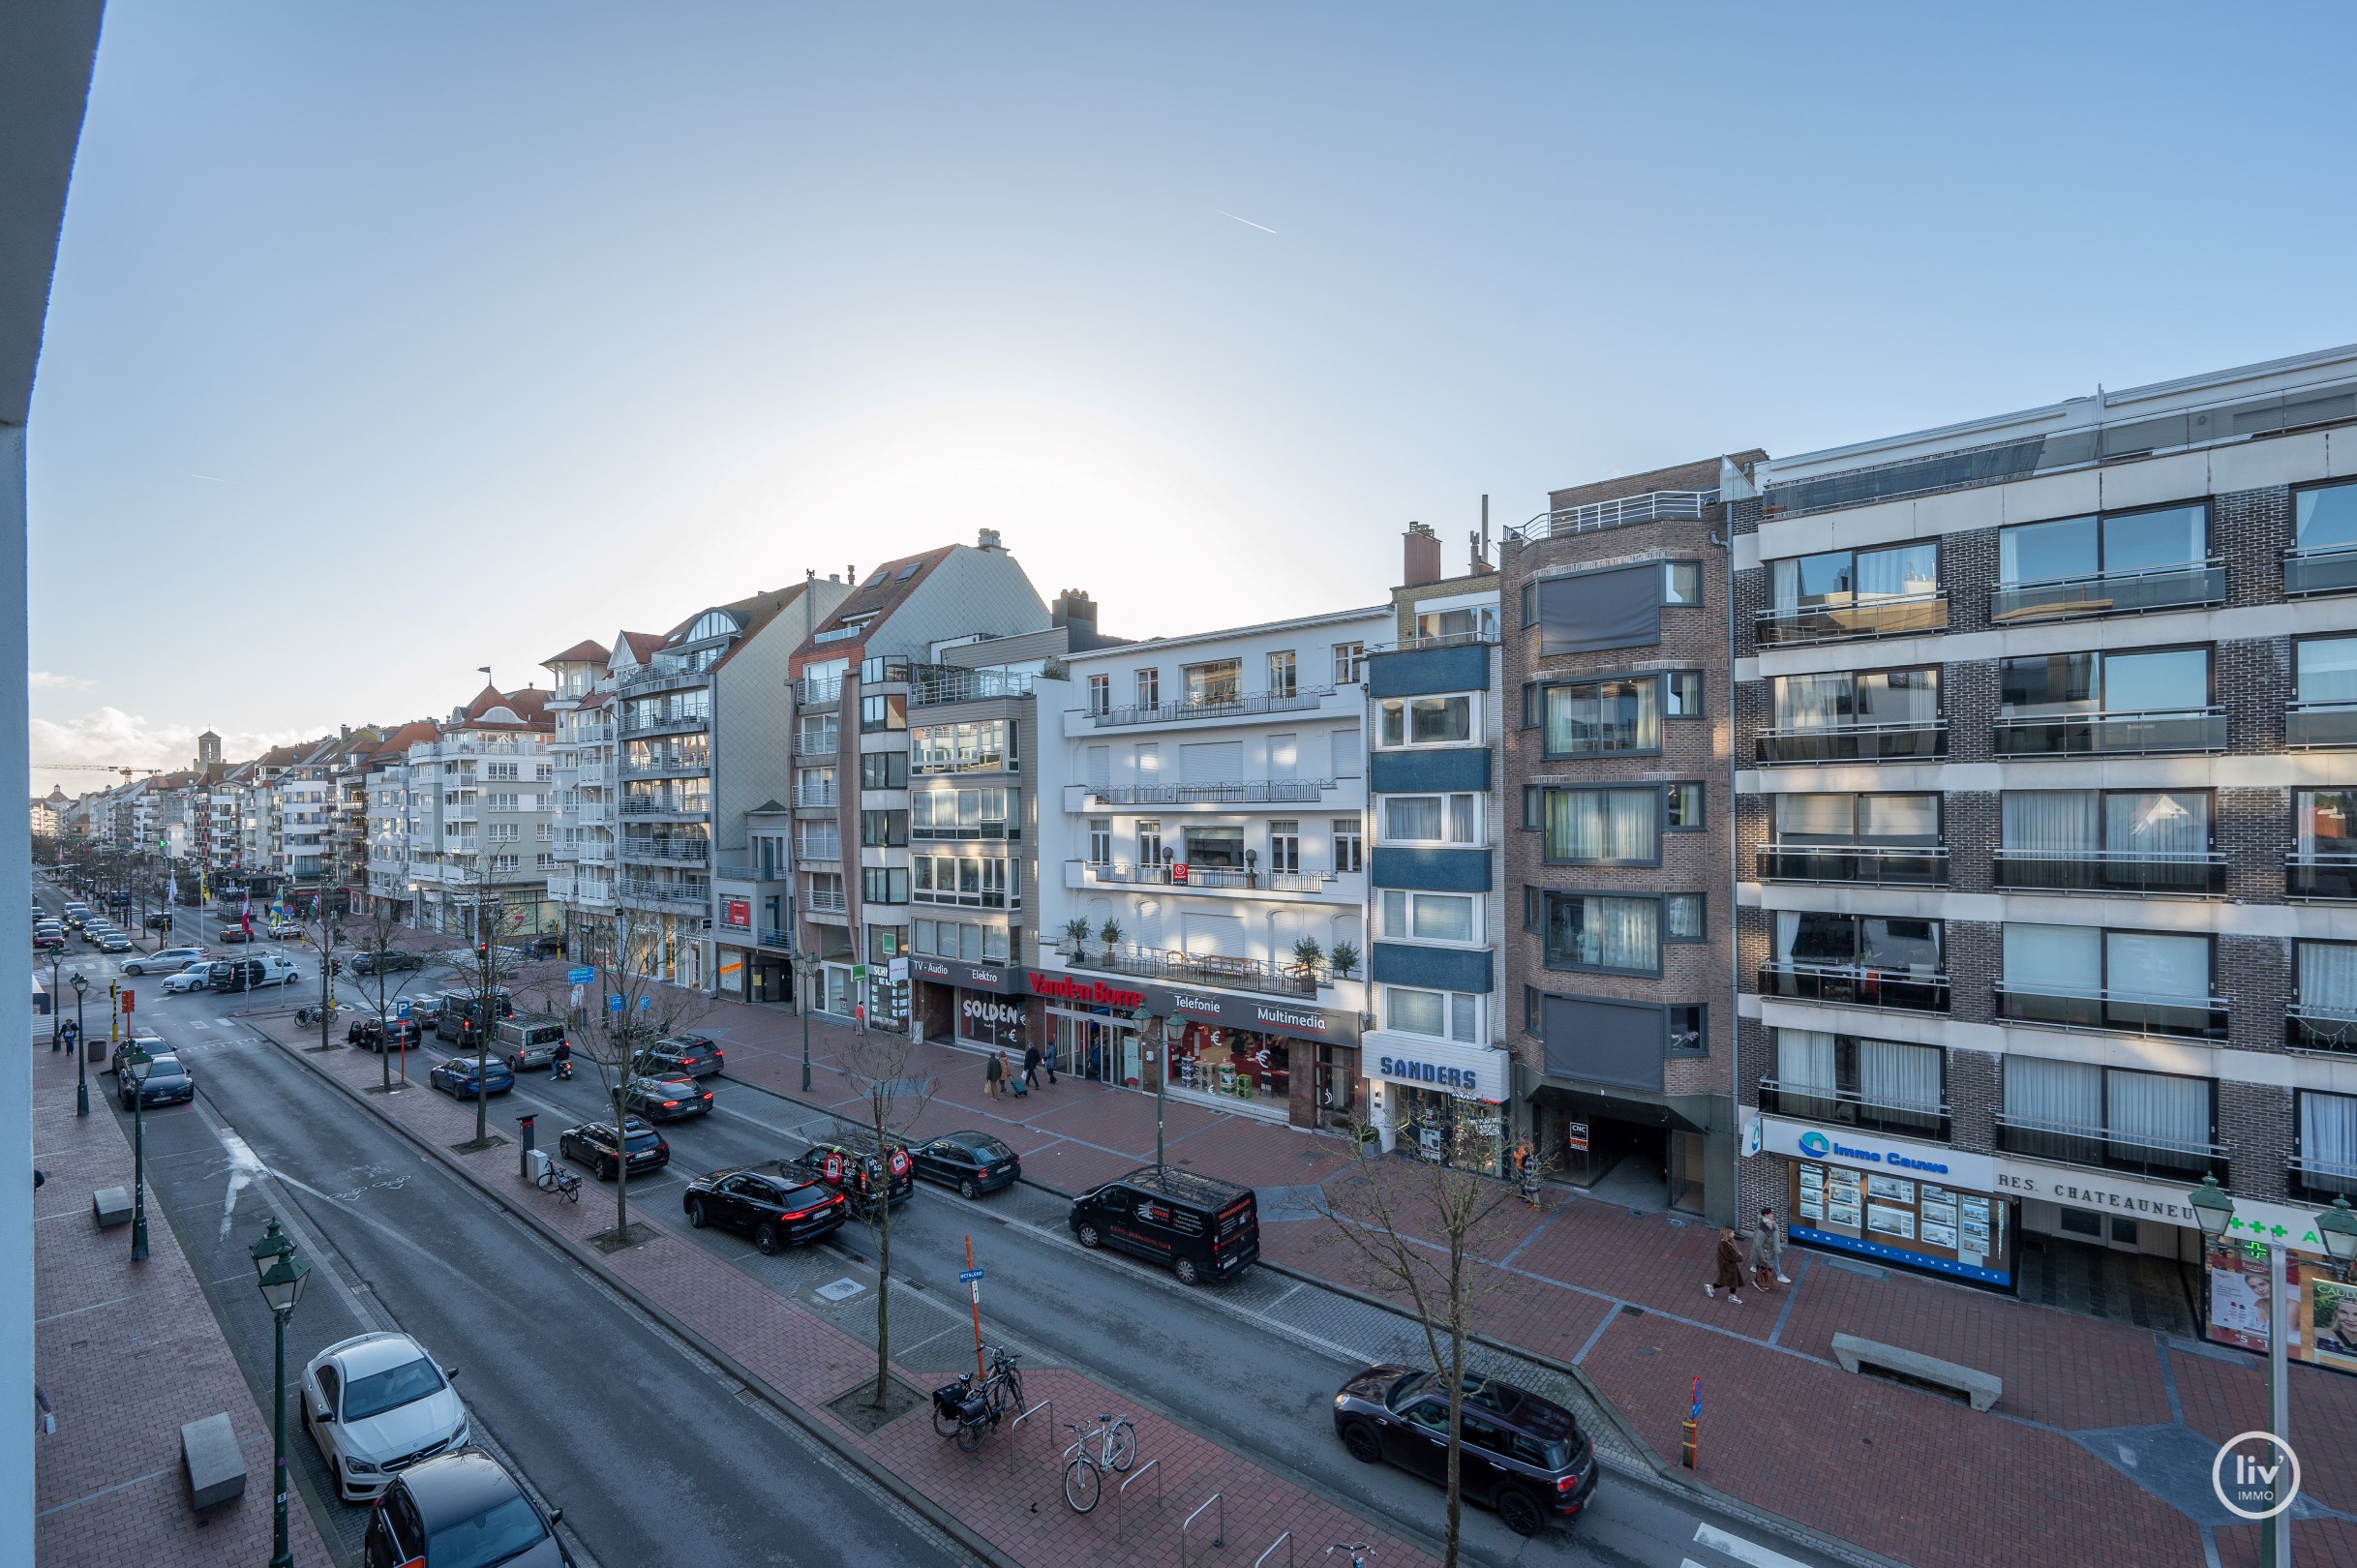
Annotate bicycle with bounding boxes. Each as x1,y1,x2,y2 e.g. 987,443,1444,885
534,1161,581,1203
1059,1410,1138,1513
982,1345,1025,1416
1326,1545,1373,1568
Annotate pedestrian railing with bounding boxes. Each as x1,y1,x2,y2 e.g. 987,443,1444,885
1254,1531,1293,1568
1116,1457,1161,1542
1007,1399,1053,1478
1181,1492,1224,1563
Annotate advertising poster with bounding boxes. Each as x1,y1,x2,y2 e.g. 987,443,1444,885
1867,1175,1917,1205
1785,1157,2012,1288
1867,1203,1917,1240
2314,1278,2357,1374
2203,1241,2356,1374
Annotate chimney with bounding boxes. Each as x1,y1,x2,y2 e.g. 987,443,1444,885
978,528,1003,552
1403,521,1442,588
1051,589,1098,636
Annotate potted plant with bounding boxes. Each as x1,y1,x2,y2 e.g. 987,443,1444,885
1062,917,1091,958
1328,940,1359,981
1099,918,1123,965
1291,935,1325,984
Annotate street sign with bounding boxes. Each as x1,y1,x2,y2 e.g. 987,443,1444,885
958,1267,983,1283
887,957,909,983
119,990,134,1013
637,996,651,1011
567,966,594,984
394,1001,410,1020
608,994,623,1012
851,964,866,982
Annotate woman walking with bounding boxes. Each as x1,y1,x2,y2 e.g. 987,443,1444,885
983,1049,1004,1099
1748,1206,1792,1289
1705,1225,1746,1305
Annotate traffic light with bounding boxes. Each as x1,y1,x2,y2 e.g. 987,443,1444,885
329,959,342,977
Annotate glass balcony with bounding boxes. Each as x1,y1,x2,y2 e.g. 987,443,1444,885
1086,688,1333,729
1756,1078,1950,1142
1993,709,2224,757
1992,850,2225,896
1755,844,1947,886
2283,544,2357,599
1756,961,1948,1013
2287,1008,2357,1055
1994,983,2226,1040
1060,943,1317,1000
1755,721,1947,766
1995,1114,2228,1184
2285,854,2357,900
1754,593,1949,647
2287,702,2357,750
1989,559,2223,622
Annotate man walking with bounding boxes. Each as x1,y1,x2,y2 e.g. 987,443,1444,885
1021,1041,1043,1090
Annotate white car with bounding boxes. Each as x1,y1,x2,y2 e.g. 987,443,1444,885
301,1331,469,1501
161,967,212,994
125,948,207,977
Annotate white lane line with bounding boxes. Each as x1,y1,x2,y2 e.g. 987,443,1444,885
216,1127,268,1243
1695,1523,1809,1568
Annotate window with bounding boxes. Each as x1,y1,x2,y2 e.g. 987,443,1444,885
910,788,1014,839
860,809,909,848
911,855,1014,909
1268,820,1299,874
1267,650,1297,699
911,720,1014,773
1666,782,1704,830
1544,677,1660,757
1666,671,1703,717
1770,1029,1943,1131
1332,819,1362,873
861,692,907,733
1667,1005,1707,1056
2000,504,2207,588
1087,674,1110,715
859,751,906,790
1662,560,1704,606
861,867,909,905
1379,890,1477,944
1086,819,1111,865
2296,1090,2357,1199
2000,922,2219,1037
1137,820,1163,866
2298,479,2357,555
799,714,837,753
1771,543,1939,614
1182,659,1241,707
1377,694,1473,747
1773,911,1943,974
1997,790,2211,890
2293,941,2357,1053
1543,892,1660,975
1332,642,1367,684
1665,893,1705,942
2296,636,2357,707
1383,985,1482,1043
1524,984,1543,1036
1381,793,1477,846
1539,786,1660,864
1135,669,1160,709
2003,1056,2216,1173
1414,605,1496,644
2001,648,2209,717
1772,668,1940,731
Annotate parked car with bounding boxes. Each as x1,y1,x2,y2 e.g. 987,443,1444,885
350,949,424,976
428,1055,514,1100
301,1331,470,1502
348,1012,423,1052
559,1118,668,1181
1069,1166,1258,1286
265,918,304,940
360,1449,570,1568
434,988,514,1045
790,1136,914,1218
119,1051,195,1110
623,1075,711,1122
161,966,213,995
108,1031,170,1076
1331,1366,1599,1536
124,947,207,976
208,955,301,991
912,1131,1022,1199
498,1016,568,1070
629,1035,724,1080
681,1161,848,1252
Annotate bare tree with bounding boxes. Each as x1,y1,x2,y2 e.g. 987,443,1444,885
348,897,428,1092
831,1024,934,1409
299,894,348,1053
1314,1112,1541,1563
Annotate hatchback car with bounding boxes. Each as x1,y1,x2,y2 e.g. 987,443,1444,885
1331,1366,1598,1536
623,1075,711,1122
120,1052,195,1110
913,1131,1022,1198
630,1035,724,1079
124,947,207,976
559,1118,668,1181
791,1137,914,1218
161,966,214,994
682,1161,848,1252
361,1449,569,1568
220,924,256,944
428,1055,514,1101
302,1331,469,1502
31,929,63,950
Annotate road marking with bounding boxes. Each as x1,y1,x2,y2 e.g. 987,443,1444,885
1695,1523,1809,1568
215,1127,269,1242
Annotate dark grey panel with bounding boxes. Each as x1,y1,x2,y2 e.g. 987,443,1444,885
1537,565,1660,656
1542,994,1664,1092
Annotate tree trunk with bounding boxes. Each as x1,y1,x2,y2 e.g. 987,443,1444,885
872,1175,892,1407
1444,1239,1466,1568
614,1087,631,1239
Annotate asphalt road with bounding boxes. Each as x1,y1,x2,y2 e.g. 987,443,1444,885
48,885,1856,1568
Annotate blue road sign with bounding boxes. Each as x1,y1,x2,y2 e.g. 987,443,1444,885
608,994,623,1012
567,966,594,984
394,1001,410,1020
637,996,651,1010
957,1268,983,1283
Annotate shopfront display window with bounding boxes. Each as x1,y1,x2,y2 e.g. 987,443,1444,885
1390,1085,1505,1175
1785,1158,2011,1287
1168,1022,1289,1104
960,990,1026,1050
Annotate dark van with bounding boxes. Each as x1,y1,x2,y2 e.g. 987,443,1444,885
435,988,514,1044
207,958,263,992
1069,1166,1258,1285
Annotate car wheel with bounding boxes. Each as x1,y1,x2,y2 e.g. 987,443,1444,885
1076,1221,1102,1250
958,1177,979,1200
755,1222,781,1255
1497,1487,1546,1537
329,1456,346,1499
687,1198,708,1228
1173,1256,1201,1286
1341,1420,1382,1464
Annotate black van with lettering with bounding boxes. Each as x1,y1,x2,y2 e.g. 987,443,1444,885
1069,1166,1257,1285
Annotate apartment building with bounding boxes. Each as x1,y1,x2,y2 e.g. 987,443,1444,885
29,788,63,843
406,684,556,939
543,640,619,961
362,720,438,921
1502,454,1762,1225
1734,344,2357,1316
1035,602,1385,1130
1361,522,1507,1167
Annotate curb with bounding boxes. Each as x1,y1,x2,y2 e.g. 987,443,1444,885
257,1030,1023,1568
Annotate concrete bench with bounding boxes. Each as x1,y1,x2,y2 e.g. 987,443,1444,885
91,1187,131,1228
180,1413,247,1510
1830,1332,2001,1411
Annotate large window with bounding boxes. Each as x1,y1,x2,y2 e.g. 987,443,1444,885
912,854,1015,909
1182,660,1242,706
1764,794,1942,885
2294,1090,2357,1199
1761,669,1941,763
1995,504,2214,618
2291,636,2357,750
1763,544,1943,643
2000,1057,2220,1180
1542,677,1660,758
1378,890,1477,945
1996,790,2217,893
2288,479,2357,596
1998,923,2221,1039
801,713,840,753
2293,941,2357,1054
911,720,1015,773
1768,1029,1947,1137
1540,786,1661,865
1381,793,1479,846
859,750,907,790
911,787,1015,839
1378,694,1473,748
1382,985,1482,1043
1997,648,2218,755
861,692,907,733
1543,891,1660,976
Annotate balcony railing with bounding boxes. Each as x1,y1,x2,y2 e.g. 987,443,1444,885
1059,943,1317,1000
1755,844,1948,886
1992,849,2225,896
1756,1078,1951,1142
1086,780,1334,806
2287,702,2357,750
1990,559,2224,622
619,879,710,907
805,886,847,914
793,785,838,809
1073,859,1334,893
2284,543,2357,599
2286,1007,2357,1055
1994,982,2227,1040
1509,488,1716,542
792,734,839,758
1754,594,1949,647
1756,961,1949,1013
619,798,708,817
1755,720,1947,766
2289,1155,2357,1204
617,660,707,691
713,862,786,882
1992,708,2225,757
619,839,709,864
911,669,1036,707
618,713,709,739
619,757,710,780
1085,689,1334,729
2286,853,2357,900
797,678,843,707
758,926,795,950
794,837,840,862
1994,1114,2228,1185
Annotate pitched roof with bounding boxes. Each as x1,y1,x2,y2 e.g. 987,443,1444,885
616,630,666,664
791,545,958,674
543,638,611,666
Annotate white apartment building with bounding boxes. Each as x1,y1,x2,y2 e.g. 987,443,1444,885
405,685,557,939
543,639,622,962
1035,604,1387,1130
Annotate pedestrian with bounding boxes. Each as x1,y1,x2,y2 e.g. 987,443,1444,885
1040,1039,1057,1085
1748,1205,1792,1287
983,1049,1004,1099
1087,1039,1103,1081
1022,1041,1043,1090
993,1048,1013,1099
1705,1225,1745,1304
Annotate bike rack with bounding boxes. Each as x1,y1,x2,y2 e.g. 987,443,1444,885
1006,1399,1052,1478
1253,1530,1292,1568
1182,1492,1224,1560
1114,1457,1161,1540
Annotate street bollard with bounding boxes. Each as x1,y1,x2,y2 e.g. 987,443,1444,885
1681,1375,1702,1469
517,1115,536,1179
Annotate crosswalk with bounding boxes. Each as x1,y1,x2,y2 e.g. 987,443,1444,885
1685,1522,1814,1568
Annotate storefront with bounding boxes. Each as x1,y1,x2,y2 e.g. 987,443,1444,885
1030,971,1150,1086
909,955,1035,1055
1365,1037,1510,1174
1753,1117,2015,1289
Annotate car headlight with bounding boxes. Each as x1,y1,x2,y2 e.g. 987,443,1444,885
344,1457,380,1475
447,1420,469,1448
1334,1394,1349,1408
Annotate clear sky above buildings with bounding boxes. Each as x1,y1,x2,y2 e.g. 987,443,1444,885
25,1,2357,791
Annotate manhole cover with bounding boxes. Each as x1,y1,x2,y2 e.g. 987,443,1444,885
815,1278,865,1303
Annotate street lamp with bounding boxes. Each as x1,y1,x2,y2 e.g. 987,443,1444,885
68,971,87,1117
1131,1005,1164,1173
249,1218,311,1568
2323,1194,2357,1276
794,949,813,1092
121,1039,152,1261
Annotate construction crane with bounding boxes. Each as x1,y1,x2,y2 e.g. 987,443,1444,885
35,764,163,782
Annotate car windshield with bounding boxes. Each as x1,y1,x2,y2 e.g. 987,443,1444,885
970,1138,1015,1161
1384,1371,1432,1412
425,1493,547,1568
341,1355,445,1421
624,1130,663,1153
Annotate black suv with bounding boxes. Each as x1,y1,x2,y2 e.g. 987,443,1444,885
559,1118,669,1181
790,1137,913,1218
1331,1367,1597,1535
350,950,424,976
435,988,514,1044
631,1035,724,1079
681,1161,849,1252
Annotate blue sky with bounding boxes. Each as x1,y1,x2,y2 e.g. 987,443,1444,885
27,2,2357,788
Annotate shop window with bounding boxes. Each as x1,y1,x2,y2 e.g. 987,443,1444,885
1168,1022,1289,1103
2059,1207,2101,1237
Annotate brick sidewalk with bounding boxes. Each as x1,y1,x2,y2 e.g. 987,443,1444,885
258,1017,1435,1568
669,990,2357,1568
31,1042,333,1568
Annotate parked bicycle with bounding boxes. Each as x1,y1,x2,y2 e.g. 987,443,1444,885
982,1345,1024,1415
931,1345,1027,1452
1060,1410,1138,1513
534,1159,580,1202
1326,1545,1373,1568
